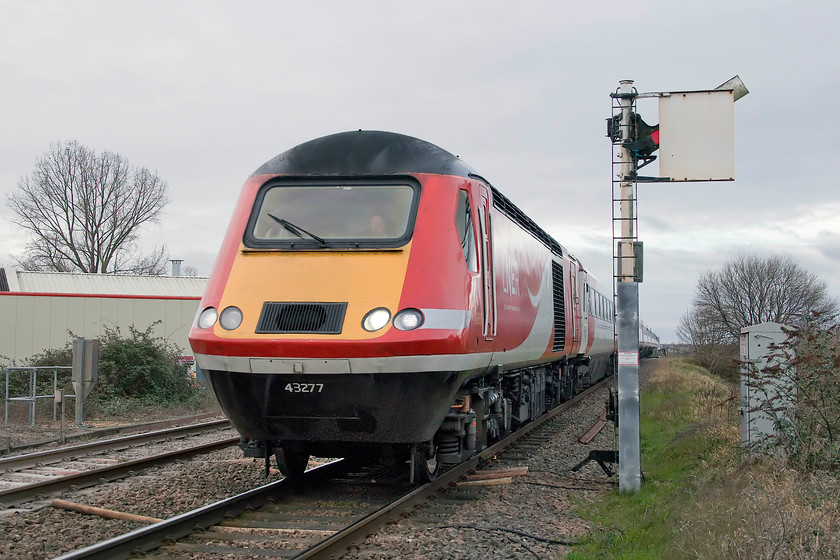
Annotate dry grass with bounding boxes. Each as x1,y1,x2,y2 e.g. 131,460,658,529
85,386,221,421
648,358,741,455
651,358,840,560
651,358,738,413
677,465,840,559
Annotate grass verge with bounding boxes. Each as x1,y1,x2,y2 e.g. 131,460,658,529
567,357,840,559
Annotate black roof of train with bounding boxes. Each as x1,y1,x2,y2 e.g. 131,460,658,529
253,130,476,177
253,130,568,259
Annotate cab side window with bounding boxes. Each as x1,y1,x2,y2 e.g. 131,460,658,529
456,190,478,272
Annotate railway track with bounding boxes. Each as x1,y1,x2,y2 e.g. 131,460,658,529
1,412,223,455
0,420,237,507
54,377,613,559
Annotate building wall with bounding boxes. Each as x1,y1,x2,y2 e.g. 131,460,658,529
0,293,200,364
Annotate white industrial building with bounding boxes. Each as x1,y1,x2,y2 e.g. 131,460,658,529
0,268,207,365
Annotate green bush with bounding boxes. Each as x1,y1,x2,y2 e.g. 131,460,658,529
6,325,197,406
95,324,197,404
27,345,74,367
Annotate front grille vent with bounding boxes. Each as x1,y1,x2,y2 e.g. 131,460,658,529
256,302,347,334
552,262,566,352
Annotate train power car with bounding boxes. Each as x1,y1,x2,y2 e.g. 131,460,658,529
189,131,617,481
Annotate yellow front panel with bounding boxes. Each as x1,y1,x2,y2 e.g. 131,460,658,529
217,243,412,339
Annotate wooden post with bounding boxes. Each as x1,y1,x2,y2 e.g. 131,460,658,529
51,499,162,524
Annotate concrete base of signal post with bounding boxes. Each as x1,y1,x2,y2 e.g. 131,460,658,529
617,281,642,492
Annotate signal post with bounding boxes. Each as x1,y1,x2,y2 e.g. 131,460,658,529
609,76,747,492
613,80,642,492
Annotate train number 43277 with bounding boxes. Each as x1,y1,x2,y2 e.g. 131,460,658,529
284,383,324,393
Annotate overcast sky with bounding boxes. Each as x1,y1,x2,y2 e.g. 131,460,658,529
1,1,837,342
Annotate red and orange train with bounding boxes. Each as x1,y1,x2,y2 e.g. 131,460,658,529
189,131,623,481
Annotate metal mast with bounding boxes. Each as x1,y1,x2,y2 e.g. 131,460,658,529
607,75,746,493
611,79,642,492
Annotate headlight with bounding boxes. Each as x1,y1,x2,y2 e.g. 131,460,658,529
393,308,424,331
362,308,391,332
197,307,218,329
219,306,243,330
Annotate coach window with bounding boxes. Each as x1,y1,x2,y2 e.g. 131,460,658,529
456,190,478,272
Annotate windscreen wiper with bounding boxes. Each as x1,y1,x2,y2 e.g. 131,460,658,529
267,214,328,247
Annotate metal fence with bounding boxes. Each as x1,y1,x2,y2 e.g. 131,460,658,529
4,366,73,426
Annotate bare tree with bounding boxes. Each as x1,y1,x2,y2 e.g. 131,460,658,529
681,254,838,344
181,264,200,277
7,140,169,274
676,306,738,377
678,255,837,379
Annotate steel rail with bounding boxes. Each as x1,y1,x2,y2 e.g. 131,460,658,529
0,436,239,507
51,460,349,560
51,375,613,559
1,412,223,454
296,376,612,559
0,419,230,472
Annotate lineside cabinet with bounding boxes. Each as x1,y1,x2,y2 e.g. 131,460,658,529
739,322,794,447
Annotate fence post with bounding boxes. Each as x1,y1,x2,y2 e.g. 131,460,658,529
29,368,36,427
59,389,66,445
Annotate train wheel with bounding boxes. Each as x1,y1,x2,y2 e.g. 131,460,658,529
411,442,439,483
275,446,309,478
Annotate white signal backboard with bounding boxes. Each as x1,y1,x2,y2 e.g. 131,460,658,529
658,90,734,181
